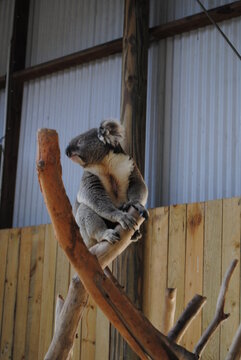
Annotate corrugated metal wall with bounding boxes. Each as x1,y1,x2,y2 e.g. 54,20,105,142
0,0,14,75
26,0,124,66
13,56,122,227
26,0,234,66
8,0,241,226
150,0,234,26
146,18,241,207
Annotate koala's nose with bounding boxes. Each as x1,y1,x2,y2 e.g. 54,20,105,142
65,146,72,157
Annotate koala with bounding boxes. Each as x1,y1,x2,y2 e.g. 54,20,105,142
65,119,148,248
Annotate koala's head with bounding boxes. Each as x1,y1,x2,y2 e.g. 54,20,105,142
65,119,125,167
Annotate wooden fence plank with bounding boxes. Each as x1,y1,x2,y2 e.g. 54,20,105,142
13,227,32,360
81,296,97,360
38,224,57,359
143,207,169,330
95,308,110,360
0,196,240,359
202,199,222,359
0,228,20,359
220,197,241,359
24,225,45,359
142,208,153,321
54,242,70,307
70,265,81,360
168,204,186,321
182,202,204,351
95,263,112,360
0,229,9,339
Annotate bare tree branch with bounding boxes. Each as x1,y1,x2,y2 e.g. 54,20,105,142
89,207,145,269
168,294,207,343
162,288,177,335
45,276,88,359
46,207,144,360
194,259,238,357
226,323,241,360
37,129,196,360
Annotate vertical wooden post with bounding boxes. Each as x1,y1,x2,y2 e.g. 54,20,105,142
0,0,30,229
111,1,149,359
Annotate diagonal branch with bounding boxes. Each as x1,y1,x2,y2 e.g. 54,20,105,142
46,206,144,359
194,259,238,357
168,294,207,343
37,129,196,360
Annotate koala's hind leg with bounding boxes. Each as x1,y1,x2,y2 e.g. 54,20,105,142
75,203,120,248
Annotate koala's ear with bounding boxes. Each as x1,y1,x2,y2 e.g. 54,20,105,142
98,119,125,147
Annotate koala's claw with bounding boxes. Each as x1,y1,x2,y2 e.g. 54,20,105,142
101,229,120,244
131,229,142,242
122,201,149,220
118,212,137,230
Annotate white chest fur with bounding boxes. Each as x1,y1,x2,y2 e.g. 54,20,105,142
86,151,134,206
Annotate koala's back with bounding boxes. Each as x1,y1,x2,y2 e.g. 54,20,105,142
83,151,134,207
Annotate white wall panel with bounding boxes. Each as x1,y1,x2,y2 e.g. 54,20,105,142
13,55,122,227
0,0,14,75
146,18,241,207
150,0,234,27
26,0,124,66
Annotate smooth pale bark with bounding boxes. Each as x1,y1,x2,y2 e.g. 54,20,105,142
194,259,238,357
168,294,207,343
161,288,177,335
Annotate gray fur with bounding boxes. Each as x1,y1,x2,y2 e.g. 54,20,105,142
66,119,148,248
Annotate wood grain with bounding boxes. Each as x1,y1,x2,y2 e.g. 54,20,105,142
220,198,240,359
25,225,45,359
13,227,32,360
0,229,9,337
38,224,57,359
168,204,186,321
0,229,20,359
202,199,222,359
182,203,204,351
143,207,169,330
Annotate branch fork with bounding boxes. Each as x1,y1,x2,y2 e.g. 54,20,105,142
37,128,241,360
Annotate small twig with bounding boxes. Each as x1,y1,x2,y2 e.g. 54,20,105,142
226,323,241,360
161,288,177,335
194,259,238,357
168,294,207,343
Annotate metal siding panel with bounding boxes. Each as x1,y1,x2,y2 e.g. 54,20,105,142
150,0,235,27
13,55,122,227
26,0,124,66
0,0,14,75
146,18,241,207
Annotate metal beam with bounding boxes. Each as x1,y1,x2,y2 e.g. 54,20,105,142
0,0,240,90
0,0,30,229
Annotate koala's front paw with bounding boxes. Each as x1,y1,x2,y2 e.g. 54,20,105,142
122,201,149,220
101,229,120,244
115,211,137,230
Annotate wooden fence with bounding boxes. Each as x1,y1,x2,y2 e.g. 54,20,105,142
0,197,240,359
